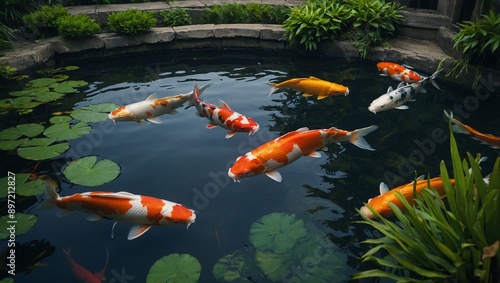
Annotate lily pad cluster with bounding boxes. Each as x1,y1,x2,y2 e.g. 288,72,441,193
0,173,45,197
0,70,88,115
213,213,352,283
147,253,201,283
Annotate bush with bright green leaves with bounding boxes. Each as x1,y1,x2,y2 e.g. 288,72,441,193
354,124,500,282
56,14,101,39
160,8,192,27
107,9,157,35
201,3,290,24
23,4,69,37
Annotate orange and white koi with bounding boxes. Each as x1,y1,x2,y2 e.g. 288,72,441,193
360,176,451,219
377,62,423,83
267,76,349,100
228,125,378,182
108,83,212,124
444,110,500,149
191,84,259,139
63,247,108,283
40,179,196,240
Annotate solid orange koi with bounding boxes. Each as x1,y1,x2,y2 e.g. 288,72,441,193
191,84,259,139
40,179,196,240
63,247,108,283
267,76,349,99
228,125,378,182
444,110,500,149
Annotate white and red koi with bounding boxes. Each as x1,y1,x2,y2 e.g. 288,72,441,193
267,76,349,100
444,110,500,149
40,178,196,240
228,125,378,182
63,247,108,283
108,83,212,124
191,84,259,139
377,62,423,83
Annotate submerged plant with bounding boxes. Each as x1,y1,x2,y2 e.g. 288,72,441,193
354,124,500,282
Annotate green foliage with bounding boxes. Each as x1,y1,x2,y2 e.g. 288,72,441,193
447,10,500,89
147,254,201,283
56,14,101,39
0,22,12,49
283,0,351,51
0,65,17,79
354,125,500,282
160,8,192,27
0,0,40,27
23,4,69,37
63,156,120,186
107,9,157,35
0,213,38,239
202,3,247,24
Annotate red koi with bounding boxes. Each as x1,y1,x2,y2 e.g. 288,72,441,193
63,247,108,283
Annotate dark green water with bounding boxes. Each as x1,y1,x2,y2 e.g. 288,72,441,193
1,49,499,282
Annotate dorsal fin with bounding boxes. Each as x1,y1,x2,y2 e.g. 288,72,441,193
146,93,157,101
308,76,321,80
379,182,390,195
219,99,231,109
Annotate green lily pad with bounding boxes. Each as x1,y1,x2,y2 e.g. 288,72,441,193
213,250,253,283
147,254,201,283
255,250,290,282
44,122,92,141
0,138,28,151
0,124,45,140
71,103,119,123
51,80,88,94
32,91,66,102
27,78,58,88
0,173,45,197
249,213,307,254
17,138,69,160
50,115,73,124
0,213,38,239
53,74,69,81
9,89,39,97
63,156,120,187
0,277,14,283
10,96,33,106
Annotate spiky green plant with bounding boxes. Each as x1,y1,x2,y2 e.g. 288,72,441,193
354,124,500,282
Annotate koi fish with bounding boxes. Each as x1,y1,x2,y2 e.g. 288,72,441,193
377,62,441,89
444,110,500,149
63,247,108,283
228,125,378,182
368,69,442,113
191,84,259,139
108,83,212,124
40,178,196,240
267,76,349,99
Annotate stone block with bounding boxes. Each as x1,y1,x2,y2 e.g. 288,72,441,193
436,27,461,58
174,24,215,39
400,9,451,29
102,35,130,49
31,44,55,65
214,24,260,38
221,38,261,48
53,36,105,54
259,24,287,41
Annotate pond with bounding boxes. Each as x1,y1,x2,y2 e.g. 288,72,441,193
1,49,499,282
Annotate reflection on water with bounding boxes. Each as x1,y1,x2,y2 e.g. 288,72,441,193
1,49,499,282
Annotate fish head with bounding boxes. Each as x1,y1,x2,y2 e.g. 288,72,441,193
167,204,196,228
231,116,260,134
368,94,394,114
228,153,265,182
108,106,134,121
376,62,393,73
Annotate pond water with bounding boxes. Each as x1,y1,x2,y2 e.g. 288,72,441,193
1,49,499,283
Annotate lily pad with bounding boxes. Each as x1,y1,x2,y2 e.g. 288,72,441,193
0,124,45,140
63,156,120,186
44,122,92,141
71,103,119,123
254,250,290,282
213,250,253,283
0,138,28,151
17,138,69,160
249,213,307,254
9,89,40,97
49,116,72,124
32,91,66,102
146,254,201,283
0,173,45,197
27,78,58,88
51,80,88,94
0,213,38,239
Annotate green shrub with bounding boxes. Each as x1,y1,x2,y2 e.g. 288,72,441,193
201,3,247,24
23,4,69,36
283,0,351,50
0,22,12,49
56,14,101,39
160,8,192,27
107,9,157,35
354,124,500,282
270,5,291,24
447,10,500,89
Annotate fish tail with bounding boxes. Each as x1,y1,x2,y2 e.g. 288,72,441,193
443,110,471,135
188,83,212,106
266,82,278,96
349,125,379,151
429,69,443,82
39,175,59,210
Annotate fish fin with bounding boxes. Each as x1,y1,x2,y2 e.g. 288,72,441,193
321,146,328,151
206,123,217,129
302,93,313,97
275,127,308,142
128,225,152,240
111,221,118,239
146,93,157,101
431,80,441,90
306,151,322,158
349,125,378,151
39,176,59,210
296,127,309,132
387,86,393,92
419,88,427,93
196,82,213,96
379,73,388,77
56,209,72,217
317,95,328,100
225,131,236,139
166,109,179,115
265,171,282,182
266,83,278,96
196,112,203,117
443,110,471,135
86,214,103,221
147,117,162,124
402,64,414,69
379,182,390,195
416,175,426,181
219,99,231,109
395,105,409,110
308,76,321,80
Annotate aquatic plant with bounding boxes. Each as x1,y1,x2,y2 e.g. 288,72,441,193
160,8,192,27
107,9,157,35
0,213,38,239
0,173,45,197
71,103,118,123
56,14,101,39
212,250,257,282
63,156,120,187
147,253,201,283
354,125,500,282
17,138,70,160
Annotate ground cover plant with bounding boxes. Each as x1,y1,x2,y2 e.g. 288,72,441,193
56,14,101,39
107,9,157,35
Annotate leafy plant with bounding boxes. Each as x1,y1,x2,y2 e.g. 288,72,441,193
447,10,500,89
107,9,157,35
354,124,500,282
147,254,201,283
63,156,121,186
23,4,69,37
283,0,351,50
160,8,192,27
56,14,101,39
0,22,13,49
201,3,247,24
